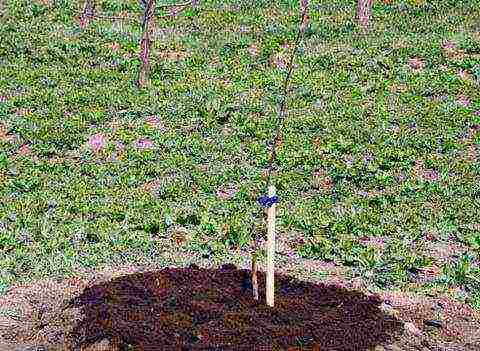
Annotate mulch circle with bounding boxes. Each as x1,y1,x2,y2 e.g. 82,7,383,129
64,264,403,350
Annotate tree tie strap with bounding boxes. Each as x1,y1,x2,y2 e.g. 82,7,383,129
257,195,279,208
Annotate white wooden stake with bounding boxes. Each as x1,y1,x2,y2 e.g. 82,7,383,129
266,185,276,307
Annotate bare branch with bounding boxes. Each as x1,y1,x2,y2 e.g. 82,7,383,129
89,13,138,22
155,0,194,19
76,0,195,27
155,9,187,19
266,1,310,182
74,0,198,87
157,0,193,9
76,0,139,25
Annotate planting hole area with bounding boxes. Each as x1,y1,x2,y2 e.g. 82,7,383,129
61,264,401,350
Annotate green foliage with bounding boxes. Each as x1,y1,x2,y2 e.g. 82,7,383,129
0,0,479,309
442,252,480,288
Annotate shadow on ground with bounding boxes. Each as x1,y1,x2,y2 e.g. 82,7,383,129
64,264,403,350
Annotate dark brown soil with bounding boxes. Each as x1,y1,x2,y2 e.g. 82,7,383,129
64,264,403,350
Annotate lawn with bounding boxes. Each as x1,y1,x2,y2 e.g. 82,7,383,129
0,0,479,316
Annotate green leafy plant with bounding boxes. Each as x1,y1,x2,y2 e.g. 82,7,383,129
442,252,480,289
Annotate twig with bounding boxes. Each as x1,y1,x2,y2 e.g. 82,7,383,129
75,0,194,25
266,1,309,184
155,9,189,19
157,0,193,9
155,0,194,19
75,10,189,23
89,13,138,22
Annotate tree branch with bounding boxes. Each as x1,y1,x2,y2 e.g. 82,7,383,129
76,0,196,25
155,0,194,19
157,0,193,9
89,13,138,22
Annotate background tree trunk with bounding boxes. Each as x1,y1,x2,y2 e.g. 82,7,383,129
137,0,156,88
356,0,373,28
79,0,95,28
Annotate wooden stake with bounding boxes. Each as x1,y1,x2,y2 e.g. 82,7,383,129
266,184,276,307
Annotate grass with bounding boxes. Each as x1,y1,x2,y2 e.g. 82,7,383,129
0,0,479,309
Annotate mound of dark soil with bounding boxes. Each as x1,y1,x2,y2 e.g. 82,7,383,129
64,264,403,350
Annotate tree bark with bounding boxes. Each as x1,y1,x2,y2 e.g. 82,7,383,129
251,251,259,300
356,0,373,28
137,0,156,88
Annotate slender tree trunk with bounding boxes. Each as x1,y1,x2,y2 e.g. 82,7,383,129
79,0,95,28
137,0,156,88
250,219,260,301
356,0,373,28
251,250,259,300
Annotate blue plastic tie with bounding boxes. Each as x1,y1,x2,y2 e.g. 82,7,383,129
257,195,279,208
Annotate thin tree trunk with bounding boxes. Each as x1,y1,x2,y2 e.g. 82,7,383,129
356,0,373,28
250,215,264,301
137,0,156,88
79,0,95,28
251,250,259,301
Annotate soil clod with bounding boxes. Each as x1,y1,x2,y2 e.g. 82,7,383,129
424,319,443,328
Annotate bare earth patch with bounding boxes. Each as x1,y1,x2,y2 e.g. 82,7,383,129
0,254,479,351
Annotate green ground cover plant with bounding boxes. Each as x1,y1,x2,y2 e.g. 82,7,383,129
0,0,479,310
